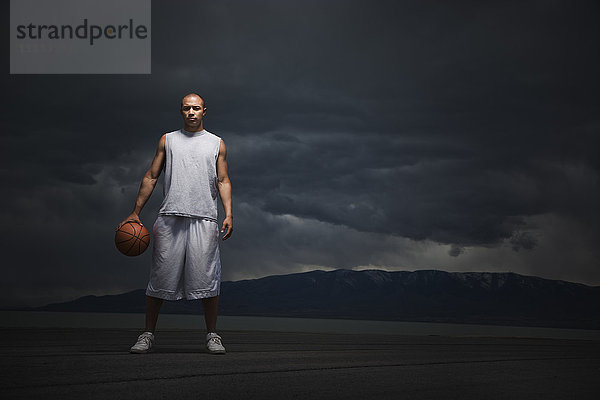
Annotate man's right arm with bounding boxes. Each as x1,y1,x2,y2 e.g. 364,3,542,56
117,134,166,229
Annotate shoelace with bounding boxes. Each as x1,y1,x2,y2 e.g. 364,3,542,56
138,335,152,345
208,336,222,346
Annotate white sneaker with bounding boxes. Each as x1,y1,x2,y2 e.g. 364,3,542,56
130,331,154,354
206,332,226,354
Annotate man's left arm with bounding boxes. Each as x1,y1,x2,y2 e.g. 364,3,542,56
217,139,233,240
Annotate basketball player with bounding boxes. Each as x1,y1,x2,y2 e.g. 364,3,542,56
117,93,233,354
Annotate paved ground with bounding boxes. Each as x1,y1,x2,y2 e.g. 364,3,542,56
1,328,599,399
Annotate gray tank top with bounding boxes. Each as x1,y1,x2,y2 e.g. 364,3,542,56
158,129,222,221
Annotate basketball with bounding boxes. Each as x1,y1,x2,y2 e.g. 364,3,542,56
115,221,150,257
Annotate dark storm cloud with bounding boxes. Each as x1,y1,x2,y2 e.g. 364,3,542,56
509,231,538,252
1,0,599,306
250,129,595,249
448,245,465,258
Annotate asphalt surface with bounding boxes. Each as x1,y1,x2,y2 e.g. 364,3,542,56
1,328,599,399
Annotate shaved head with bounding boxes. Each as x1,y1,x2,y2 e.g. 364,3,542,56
180,93,207,132
181,93,205,109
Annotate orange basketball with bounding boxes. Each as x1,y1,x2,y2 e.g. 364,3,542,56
115,221,150,257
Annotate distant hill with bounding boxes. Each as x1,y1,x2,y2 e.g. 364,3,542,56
22,269,600,329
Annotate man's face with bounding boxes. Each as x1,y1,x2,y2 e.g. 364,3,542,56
180,96,206,130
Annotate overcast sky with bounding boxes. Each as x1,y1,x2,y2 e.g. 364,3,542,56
2,0,599,307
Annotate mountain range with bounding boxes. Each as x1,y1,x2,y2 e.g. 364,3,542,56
22,269,600,330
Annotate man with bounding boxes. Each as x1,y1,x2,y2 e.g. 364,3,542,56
117,93,233,354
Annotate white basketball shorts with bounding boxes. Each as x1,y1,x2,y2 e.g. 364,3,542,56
145,215,221,300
